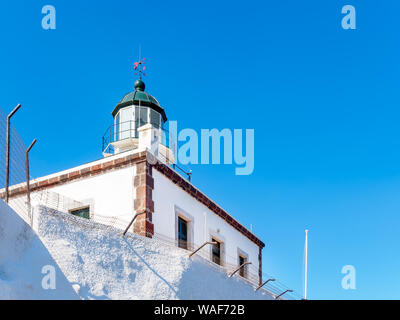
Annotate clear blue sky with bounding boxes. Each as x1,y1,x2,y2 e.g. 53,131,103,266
1,0,399,299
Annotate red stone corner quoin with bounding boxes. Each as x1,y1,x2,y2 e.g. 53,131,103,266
133,160,154,238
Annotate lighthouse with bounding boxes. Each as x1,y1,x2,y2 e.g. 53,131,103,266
4,61,269,293
102,65,173,164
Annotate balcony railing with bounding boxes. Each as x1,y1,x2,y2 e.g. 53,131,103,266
102,120,171,154
102,120,193,182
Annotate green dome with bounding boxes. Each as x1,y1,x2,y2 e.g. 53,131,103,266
119,90,161,107
112,80,167,121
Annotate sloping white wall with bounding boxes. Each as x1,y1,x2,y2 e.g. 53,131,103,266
37,207,272,300
0,199,273,300
0,199,78,299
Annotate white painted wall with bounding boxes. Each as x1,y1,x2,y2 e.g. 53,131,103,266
29,165,136,225
152,169,261,277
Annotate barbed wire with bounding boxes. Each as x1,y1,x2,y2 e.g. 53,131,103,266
32,189,301,300
0,107,31,225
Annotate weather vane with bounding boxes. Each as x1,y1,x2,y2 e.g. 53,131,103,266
133,58,146,79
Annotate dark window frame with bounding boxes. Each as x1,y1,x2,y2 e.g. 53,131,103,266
69,206,90,220
238,255,247,278
211,237,222,266
178,216,189,250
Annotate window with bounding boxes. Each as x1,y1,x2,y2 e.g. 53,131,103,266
70,207,90,219
119,107,134,140
239,255,247,278
115,113,120,141
178,217,188,250
150,109,161,128
139,107,148,127
135,106,140,128
175,208,194,251
211,238,221,265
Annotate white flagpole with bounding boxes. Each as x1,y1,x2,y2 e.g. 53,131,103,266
304,229,309,299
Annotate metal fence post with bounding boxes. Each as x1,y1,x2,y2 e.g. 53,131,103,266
255,278,276,292
122,211,145,236
189,241,217,258
275,289,293,300
229,262,252,278
5,104,21,203
26,139,37,227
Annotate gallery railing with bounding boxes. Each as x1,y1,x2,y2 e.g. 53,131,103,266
102,120,173,154
102,120,192,181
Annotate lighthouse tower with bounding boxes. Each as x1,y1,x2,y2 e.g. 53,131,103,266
102,71,174,164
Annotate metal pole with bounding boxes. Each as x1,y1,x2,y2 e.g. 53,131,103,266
255,278,275,292
304,229,309,300
26,139,37,227
229,262,252,278
122,211,145,236
189,241,217,258
275,289,293,300
5,104,21,203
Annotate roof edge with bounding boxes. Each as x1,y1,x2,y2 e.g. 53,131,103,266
152,160,266,249
111,101,167,122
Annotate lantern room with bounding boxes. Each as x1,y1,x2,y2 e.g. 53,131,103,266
113,79,167,131
102,78,172,161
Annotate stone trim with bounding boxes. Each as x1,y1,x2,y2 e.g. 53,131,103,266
3,152,147,199
208,231,226,267
237,247,250,279
153,161,265,249
174,205,195,251
133,160,154,238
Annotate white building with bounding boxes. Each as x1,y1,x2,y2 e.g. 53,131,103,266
6,78,265,285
